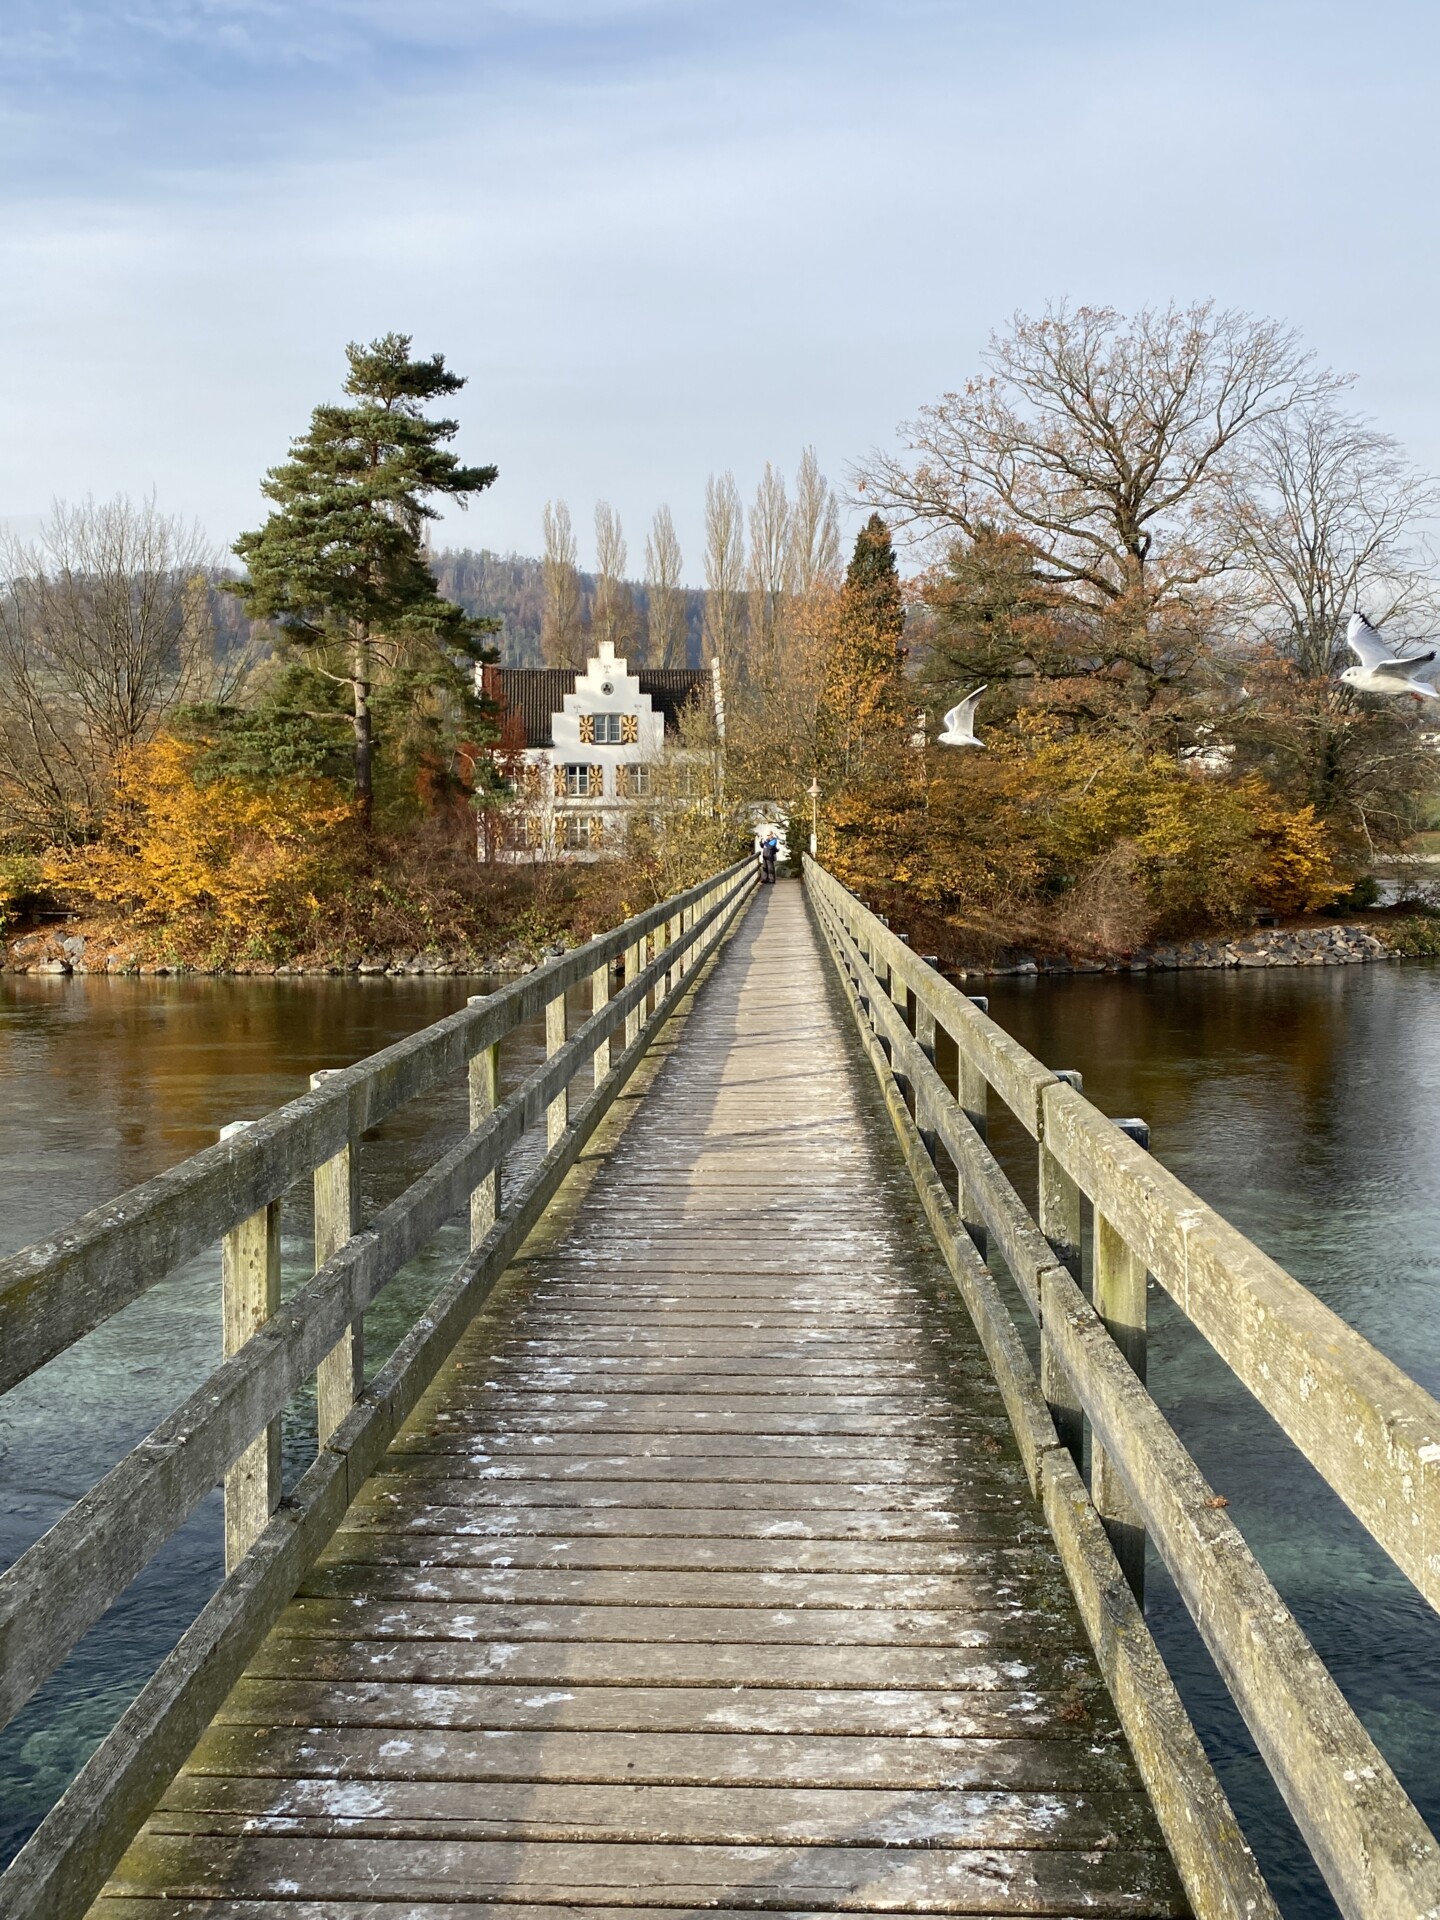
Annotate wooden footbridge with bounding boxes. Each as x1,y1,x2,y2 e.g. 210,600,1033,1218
4,862,1440,1918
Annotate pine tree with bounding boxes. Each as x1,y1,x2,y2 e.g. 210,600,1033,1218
820,515,911,784
229,334,498,823
844,512,904,647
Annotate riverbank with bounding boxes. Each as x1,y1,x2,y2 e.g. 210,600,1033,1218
1,928,544,977
956,920,1406,978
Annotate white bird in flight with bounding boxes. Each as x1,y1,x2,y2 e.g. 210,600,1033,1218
938,686,987,747
1340,613,1438,701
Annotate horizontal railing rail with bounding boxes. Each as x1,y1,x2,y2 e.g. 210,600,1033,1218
805,855,1440,1920
0,866,748,1397
0,859,756,1920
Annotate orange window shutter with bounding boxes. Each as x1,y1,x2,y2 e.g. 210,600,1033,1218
621,714,639,745
615,765,629,798
553,765,565,798
578,714,594,745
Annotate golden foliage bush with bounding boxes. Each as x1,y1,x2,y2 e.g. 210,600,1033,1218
824,725,1347,956
46,736,357,958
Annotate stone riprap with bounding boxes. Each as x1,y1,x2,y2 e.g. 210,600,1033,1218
964,923,1400,977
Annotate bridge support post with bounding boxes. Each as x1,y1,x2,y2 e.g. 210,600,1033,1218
311,1070,362,1446
467,998,501,1240
1092,1118,1150,1602
1040,1069,1085,1468
546,989,568,1147
219,1121,281,1573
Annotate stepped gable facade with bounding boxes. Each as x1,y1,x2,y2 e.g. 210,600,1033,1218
480,641,721,859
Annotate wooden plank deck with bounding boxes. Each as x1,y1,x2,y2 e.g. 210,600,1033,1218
92,882,1186,1918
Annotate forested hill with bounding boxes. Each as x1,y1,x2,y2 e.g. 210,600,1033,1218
431,548,707,666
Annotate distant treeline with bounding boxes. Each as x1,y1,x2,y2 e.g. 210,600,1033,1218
431,549,708,668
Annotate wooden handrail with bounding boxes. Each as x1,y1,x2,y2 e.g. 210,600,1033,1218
805,855,1440,1920
0,861,752,1397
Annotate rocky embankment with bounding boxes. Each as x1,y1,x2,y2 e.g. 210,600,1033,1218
972,922,1398,977
1,932,542,977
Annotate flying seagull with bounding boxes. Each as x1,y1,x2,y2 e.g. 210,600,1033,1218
1340,613,1438,701
938,686,987,747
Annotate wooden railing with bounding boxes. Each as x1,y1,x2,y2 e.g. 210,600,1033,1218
805,856,1440,1920
0,860,756,1920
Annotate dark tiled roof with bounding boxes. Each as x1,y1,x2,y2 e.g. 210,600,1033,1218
636,669,711,735
483,665,711,748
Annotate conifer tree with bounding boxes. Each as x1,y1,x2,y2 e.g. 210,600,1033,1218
820,515,910,784
230,334,498,822
844,512,904,647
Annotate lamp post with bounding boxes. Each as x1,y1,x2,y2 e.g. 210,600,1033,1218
807,777,819,858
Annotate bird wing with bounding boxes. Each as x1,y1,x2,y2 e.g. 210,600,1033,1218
1346,613,1398,668
1372,649,1438,678
947,685,988,730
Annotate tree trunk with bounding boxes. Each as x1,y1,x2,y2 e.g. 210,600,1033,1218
352,635,373,826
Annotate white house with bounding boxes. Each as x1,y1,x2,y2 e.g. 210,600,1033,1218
480,641,722,860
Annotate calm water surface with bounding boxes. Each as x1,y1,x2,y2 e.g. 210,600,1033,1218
3,961,1439,1915
983,963,1440,1920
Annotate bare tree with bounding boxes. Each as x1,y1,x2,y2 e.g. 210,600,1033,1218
540,500,583,667
0,494,238,843
745,462,792,687
644,506,687,668
789,446,842,599
1224,403,1440,678
592,501,637,657
858,302,1343,627
702,471,747,684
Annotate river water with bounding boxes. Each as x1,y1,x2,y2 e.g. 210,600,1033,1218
3,959,1439,1915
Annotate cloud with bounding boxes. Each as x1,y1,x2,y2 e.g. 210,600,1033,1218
4,0,1440,578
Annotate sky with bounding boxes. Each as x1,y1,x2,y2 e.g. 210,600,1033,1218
5,0,1440,583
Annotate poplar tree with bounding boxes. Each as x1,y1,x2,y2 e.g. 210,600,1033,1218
230,334,498,823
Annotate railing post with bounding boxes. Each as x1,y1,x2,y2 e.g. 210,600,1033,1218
546,982,568,1147
625,931,643,1047
219,1120,281,1574
665,910,680,995
955,1011,989,1258
311,1069,362,1445
467,996,501,1242
1041,1068,1084,1467
1093,1118,1150,1601
592,955,612,1088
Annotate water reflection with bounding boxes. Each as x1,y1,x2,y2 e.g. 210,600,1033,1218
985,963,1440,1920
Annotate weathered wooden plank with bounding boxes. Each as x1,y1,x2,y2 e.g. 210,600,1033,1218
246,1635,1098,1694
214,1679,1112,1740
357,1474,1023,1512
270,1596,1071,1648
298,1565,1069,1611
104,1834,1187,1913
150,1780,1163,1850
320,1531,1054,1575
179,1724,1141,1792
339,1504,1036,1541
91,1905,1179,1920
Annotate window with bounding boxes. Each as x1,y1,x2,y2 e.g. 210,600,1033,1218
594,712,624,745
563,813,602,850
630,763,653,798
564,764,595,798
